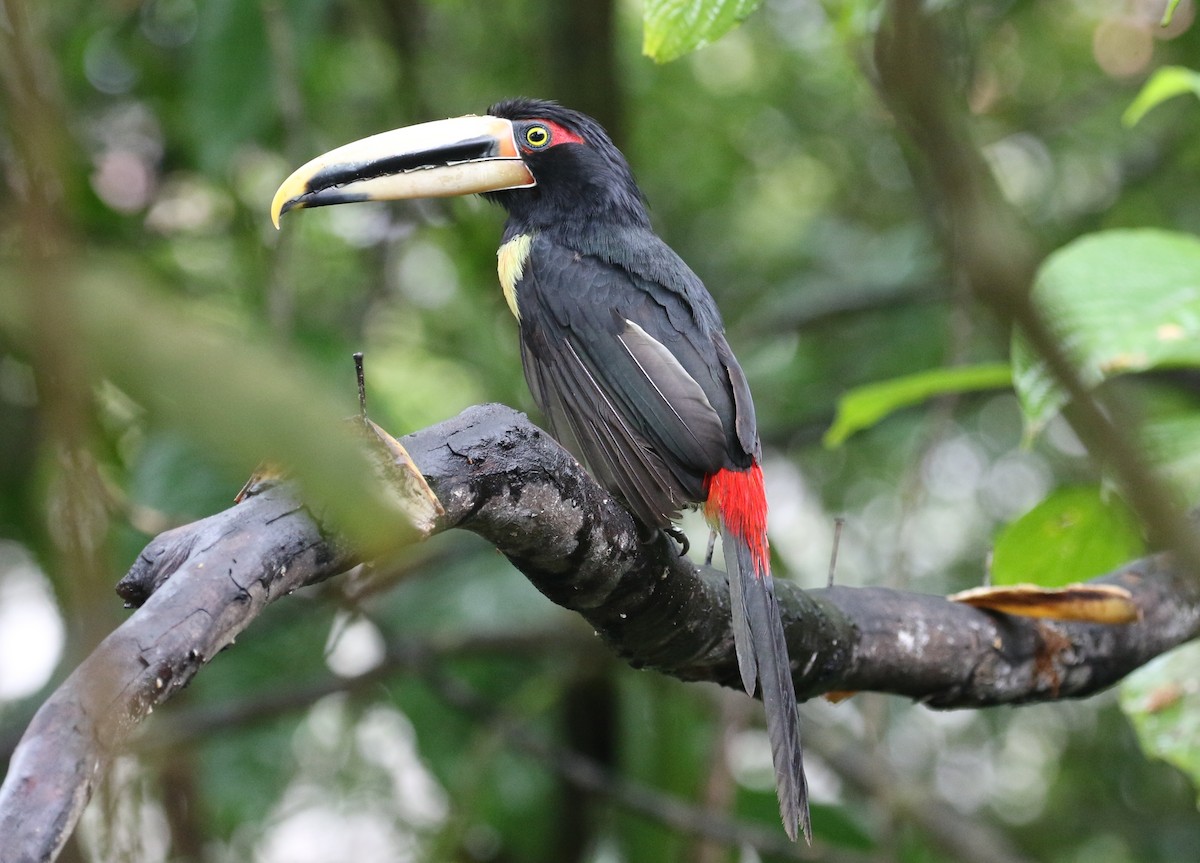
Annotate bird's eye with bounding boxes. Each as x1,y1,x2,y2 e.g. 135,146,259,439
524,125,551,149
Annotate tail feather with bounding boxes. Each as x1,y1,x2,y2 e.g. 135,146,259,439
723,524,811,843
709,464,811,843
726,532,758,696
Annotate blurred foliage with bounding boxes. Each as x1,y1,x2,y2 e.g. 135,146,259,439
3,0,1200,861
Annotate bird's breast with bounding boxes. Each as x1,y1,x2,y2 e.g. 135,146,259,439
497,233,534,320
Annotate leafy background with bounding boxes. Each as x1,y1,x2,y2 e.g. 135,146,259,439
3,0,1200,861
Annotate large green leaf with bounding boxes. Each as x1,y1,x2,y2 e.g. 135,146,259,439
990,486,1145,588
1012,229,1200,434
824,363,1011,447
1123,66,1200,127
1120,642,1200,801
642,0,761,63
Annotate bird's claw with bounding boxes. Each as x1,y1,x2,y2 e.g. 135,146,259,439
664,526,690,557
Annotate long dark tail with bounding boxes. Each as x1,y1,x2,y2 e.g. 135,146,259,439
708,465,810,843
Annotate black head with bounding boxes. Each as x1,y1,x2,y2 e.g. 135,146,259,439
484,98,650,232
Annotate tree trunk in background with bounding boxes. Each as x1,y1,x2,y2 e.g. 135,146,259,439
549,0,625,147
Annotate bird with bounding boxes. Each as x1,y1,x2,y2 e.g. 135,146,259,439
271,98,810,841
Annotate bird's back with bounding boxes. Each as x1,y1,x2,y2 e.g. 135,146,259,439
510,226,758,527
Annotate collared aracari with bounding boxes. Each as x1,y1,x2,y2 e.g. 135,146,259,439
271,98,810,841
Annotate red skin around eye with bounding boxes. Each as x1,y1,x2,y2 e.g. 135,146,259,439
540,120,584,146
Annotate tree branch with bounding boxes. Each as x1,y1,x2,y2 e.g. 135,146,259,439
1,403,1198,862
0,488,351,863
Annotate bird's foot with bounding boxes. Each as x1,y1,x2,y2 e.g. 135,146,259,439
664,526,690,557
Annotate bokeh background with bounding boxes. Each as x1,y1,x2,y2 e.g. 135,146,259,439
2,0,1200,860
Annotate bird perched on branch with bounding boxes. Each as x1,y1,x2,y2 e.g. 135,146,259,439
272,98,810,841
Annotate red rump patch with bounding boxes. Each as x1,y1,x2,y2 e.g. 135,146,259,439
704,462,770,577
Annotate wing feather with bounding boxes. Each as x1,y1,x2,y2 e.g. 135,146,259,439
616,318,728,468
515,232,755,525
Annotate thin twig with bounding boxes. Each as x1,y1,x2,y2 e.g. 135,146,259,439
827,517,845,588
354,351,368,421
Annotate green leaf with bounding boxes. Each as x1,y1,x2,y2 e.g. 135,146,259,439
990,486,1145,588
824,363,1012,447
1123,66,1200,127
1120,642,1200,800
642,0,761,63
1012,229,1200,434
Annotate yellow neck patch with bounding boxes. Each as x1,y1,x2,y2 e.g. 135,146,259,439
497,233,533,321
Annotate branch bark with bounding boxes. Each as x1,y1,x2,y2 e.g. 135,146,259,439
2,403,1199,862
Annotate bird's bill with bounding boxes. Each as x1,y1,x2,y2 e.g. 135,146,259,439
270,115,535,227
